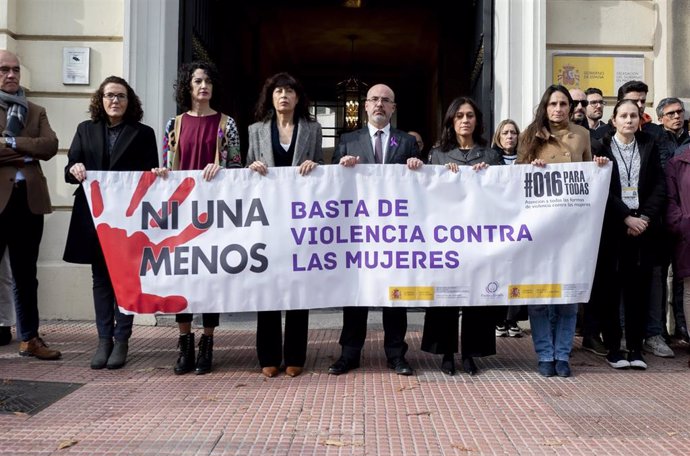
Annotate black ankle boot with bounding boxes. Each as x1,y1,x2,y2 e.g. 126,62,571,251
174,333,195,375
462,356,478,376
106,341,128,370
441,353,456,376
91,338,114,369
195,334,213,375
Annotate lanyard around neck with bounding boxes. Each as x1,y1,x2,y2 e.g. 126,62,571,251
612,138,638,185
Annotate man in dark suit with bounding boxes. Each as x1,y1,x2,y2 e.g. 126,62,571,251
329,83,423,376
0,49,60,359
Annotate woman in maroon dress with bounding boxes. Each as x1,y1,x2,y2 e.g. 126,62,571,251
154,61,242,375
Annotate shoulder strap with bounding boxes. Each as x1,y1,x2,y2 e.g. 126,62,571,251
215,113,229,166
171,114,184,170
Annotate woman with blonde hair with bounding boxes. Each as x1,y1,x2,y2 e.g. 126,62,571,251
491,119,525,338
491,119,520,165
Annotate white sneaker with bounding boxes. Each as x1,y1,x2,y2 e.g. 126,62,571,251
628,351,648,370
643,335,675,358
606,351,630,369
507,323,524,338
495,325,508,337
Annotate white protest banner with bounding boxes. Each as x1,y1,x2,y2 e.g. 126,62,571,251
83,163,611,314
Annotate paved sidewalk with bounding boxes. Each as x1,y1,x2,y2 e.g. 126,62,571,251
1,312,689,455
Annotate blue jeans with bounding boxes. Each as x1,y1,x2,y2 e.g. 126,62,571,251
528,304,578,362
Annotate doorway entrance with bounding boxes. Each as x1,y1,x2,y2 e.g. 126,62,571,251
178,0,493,160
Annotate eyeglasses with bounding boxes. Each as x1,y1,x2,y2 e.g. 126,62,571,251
663,108,685,118
0,66,20,76
573,100,589,107
366,96,394,105
588,100,607,106
103,93,128,102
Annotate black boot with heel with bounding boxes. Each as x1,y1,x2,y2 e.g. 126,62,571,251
195,334,213,375
174,333,195,375
91,338,114,369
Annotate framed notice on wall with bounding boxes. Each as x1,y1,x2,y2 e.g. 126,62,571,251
552,54,644,97
62,47,90,85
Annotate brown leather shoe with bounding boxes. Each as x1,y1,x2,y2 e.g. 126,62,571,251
261,366,279,378
19,337,61,360
285,366,303,377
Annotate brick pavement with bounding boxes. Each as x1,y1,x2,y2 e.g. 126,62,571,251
1,317,690,455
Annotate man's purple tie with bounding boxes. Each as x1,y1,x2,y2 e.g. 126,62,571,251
374,130,383,164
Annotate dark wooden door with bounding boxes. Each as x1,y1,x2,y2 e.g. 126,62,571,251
470,0,494,139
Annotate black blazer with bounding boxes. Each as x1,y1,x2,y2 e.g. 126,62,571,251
63,120,159,264
593,131,666,235
332,127,419,164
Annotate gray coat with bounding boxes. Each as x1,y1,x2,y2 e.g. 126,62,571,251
429,145,503,166
247,119,323,166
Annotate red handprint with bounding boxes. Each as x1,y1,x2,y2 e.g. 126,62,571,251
90,173,207,314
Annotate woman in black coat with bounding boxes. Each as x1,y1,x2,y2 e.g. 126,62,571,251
63,76,159,370
590,99,666,370
422,96,503,376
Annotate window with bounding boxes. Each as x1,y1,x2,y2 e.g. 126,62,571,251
310,102,337,149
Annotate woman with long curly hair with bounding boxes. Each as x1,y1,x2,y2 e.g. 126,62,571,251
153,61,242,375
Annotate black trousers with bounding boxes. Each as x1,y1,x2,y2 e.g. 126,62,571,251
582,297,603,339
498,305,525,325
338,307,407,361
0,182,43,342
422,306,497,358
421,307,459,354
92,250,133,341
175,312,219,327
256,310,308,367
596,234,652,353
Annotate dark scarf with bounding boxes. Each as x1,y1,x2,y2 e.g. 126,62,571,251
0,87,28,137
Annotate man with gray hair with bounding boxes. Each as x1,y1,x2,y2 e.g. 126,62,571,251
657,97,688,153
656,97,690,345
0,49,60,359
